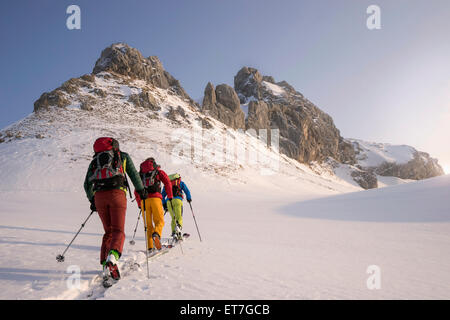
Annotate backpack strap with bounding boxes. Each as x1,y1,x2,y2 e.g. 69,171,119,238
122,155,132,199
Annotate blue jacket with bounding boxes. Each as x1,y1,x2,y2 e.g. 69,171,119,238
162,181,191,205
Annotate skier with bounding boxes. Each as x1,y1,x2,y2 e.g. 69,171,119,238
84,137,147,281
134,157,173,251
162,173,192,241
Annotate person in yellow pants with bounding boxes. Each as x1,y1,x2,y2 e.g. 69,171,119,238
135,157,173,251
162,173,192,240
141,197,165,250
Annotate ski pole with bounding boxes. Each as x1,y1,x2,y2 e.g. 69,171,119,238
142,198,150,279
129,209,142,245
188,202,202,242
56,211,94,263
124,173,132,199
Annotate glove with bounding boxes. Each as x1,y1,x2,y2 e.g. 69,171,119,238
163,202,168,211
137,189,148,200
90,198,96,212
187,198,192,203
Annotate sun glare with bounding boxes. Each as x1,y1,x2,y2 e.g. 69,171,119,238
443,165,450,175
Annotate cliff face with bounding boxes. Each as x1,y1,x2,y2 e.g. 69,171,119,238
233,66,355,164
201,82,245,130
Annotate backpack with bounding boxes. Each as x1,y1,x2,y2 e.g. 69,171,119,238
140,158,161,194
89,137,125,191
169,173,183,198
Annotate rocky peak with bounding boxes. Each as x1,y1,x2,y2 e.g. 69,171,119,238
34,43,192,112
203,82,216,106
215,84,241,113
234,66,303,105
93,43,189,98
233,66,354,165
202,82,245,129
234,67,264,103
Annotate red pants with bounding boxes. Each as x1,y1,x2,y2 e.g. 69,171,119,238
95,189,127,264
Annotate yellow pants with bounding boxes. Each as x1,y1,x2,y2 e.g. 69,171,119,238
141,197,165,249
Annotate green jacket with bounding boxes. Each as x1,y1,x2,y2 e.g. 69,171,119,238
83,151,144,201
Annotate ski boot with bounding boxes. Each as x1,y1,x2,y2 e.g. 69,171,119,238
105,249,121,281
152,232,162,250
101,261,109,281
175,222,183,241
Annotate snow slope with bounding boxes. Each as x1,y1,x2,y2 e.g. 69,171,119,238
1,172,449,299
0,73,449,299
261,81,286,97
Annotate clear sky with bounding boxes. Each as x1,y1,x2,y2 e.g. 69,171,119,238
1,0,449,171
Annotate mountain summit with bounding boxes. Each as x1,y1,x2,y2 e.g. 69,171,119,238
92,43,190,100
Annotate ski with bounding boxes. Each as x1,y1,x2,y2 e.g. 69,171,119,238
167,232,190,248
144,246,171,259
102,275,118,288
86,259,140,294
103,259,139,289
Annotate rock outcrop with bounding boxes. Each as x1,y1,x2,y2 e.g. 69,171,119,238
234,66,354,164
33,43,193,113
350,139,444,181
246,100,270,131
92,43,189,99
34,91,70,111
33,76,97,112
201,82,245,129
326,157,378,189
350,169,378,189
374,151,444,180
128,89,160,111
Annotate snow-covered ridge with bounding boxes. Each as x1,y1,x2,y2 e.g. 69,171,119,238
349,139,416,167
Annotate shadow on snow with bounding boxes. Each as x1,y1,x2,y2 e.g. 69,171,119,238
279,182,450,223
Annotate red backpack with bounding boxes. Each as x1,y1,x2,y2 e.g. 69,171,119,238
170,174,183,198
140,158,161,194
89,137,125,191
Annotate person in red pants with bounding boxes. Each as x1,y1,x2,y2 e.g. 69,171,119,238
84,137,146,281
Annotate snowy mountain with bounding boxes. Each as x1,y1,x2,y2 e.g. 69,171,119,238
2,42,441,190
200,65,444,189
0,43,361,194
0,43,448,300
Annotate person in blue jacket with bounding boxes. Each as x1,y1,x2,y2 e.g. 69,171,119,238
162,173,192,240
